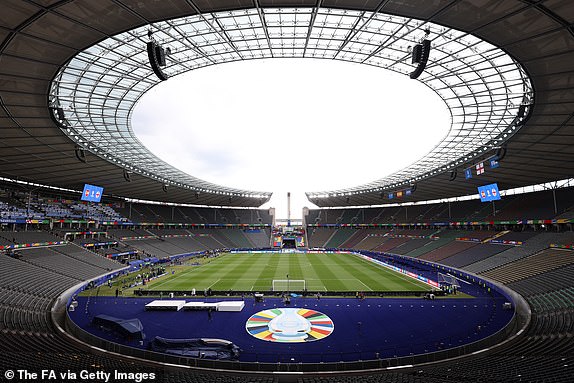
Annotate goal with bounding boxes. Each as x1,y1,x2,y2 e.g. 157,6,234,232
272,279,306,292
437,272,460,288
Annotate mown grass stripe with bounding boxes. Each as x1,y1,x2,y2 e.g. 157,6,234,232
308,253,348,291
251,253,280,291
299,254,325,291
288,253,305,280
140,252,431,293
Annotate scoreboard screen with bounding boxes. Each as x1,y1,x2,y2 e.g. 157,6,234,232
477,183,501,202
81,184,104,203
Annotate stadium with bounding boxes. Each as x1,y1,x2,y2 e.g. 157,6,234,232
1,1,573,383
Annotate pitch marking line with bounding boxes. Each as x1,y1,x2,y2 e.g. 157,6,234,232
348,252,431,290
149,259,227,289
207,279,221,289
356,279,373,291
401,274,433,290
149,270,193,290
150,253,237,289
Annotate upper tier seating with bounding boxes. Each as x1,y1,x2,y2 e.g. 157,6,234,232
464,232,574,274
481,248,574,285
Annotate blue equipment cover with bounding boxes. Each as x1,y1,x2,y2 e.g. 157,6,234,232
92,314,145,341
149,336,240,360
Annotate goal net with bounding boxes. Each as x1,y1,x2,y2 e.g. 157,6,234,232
437,272,460,288
272,279,306,292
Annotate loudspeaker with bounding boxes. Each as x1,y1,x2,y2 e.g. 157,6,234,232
517,104,526,118
512,103,533,128
162,184,168,193
123,169,131,182
495,146,507,162
155,44,166,67
75,147,86,163
410,39,431,79
147,41,169,81
56,107,65,120
412,44,423,64
449,169,457,181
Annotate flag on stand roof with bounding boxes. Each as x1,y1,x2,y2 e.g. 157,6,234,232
476,162,484,175
490,158,499,169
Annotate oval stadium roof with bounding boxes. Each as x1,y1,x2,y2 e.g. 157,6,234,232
1,1,573,208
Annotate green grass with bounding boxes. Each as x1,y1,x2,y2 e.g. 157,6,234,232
136,252,432,293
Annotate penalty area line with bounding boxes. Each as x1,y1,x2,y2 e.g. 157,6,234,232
207,279,221,289
356,279,373,292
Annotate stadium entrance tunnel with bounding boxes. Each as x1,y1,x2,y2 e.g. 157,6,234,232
59,250,530,376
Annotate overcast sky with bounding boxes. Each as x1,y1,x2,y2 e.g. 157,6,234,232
132,58,449,220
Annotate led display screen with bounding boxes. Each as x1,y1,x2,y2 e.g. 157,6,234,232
81,184,104,203
477,183,501,202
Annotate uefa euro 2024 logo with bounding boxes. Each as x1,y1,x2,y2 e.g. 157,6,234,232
245,308,334,343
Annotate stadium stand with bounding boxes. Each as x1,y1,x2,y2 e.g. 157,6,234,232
18,247,113,281
243,228,271,248
481,248,574,285
372,237,410,252
3,0,574,380
390,238,434,254
0,230,60,245
403,230,467,258
485,188,574,221
351,230,392,250
323,227,355,248
2,191,574,382
113,203,273,225
219,229,253,248
307,227,338,248
464,232,574,274
418,241,478,262
438,243,508,268
304,187,574,225
296,250,574,383
339,228,379,249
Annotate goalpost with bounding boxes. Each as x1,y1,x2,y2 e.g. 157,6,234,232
437,272,460,288
272,279,306,292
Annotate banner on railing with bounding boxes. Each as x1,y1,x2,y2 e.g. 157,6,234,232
0,240,66,250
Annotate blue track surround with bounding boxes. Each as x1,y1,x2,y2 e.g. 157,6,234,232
70,295,512,363
66,250,519,367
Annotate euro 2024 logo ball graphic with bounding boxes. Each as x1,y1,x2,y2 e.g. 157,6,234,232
246,308,334,343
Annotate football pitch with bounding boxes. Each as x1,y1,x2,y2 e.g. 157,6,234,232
141,252,432,293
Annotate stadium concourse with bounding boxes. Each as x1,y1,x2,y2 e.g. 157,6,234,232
1,1,574,383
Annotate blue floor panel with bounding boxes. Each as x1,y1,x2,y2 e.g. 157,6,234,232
70,294,513,363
